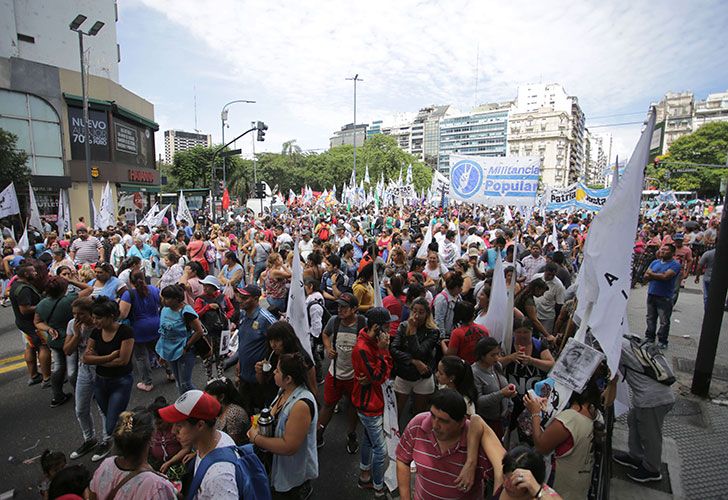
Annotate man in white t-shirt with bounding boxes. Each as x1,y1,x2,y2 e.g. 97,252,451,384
299,230,315,260
160,390,238,499
532,263,566,335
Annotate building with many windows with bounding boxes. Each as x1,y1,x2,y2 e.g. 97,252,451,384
329,123,368,148
438,102,510,173
583,129,609,186
0,0,159,226
693,90,728,130
164,129,211,163
654,91,694,154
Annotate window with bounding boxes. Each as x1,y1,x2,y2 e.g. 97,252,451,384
17,33,35,43
0,90,64,176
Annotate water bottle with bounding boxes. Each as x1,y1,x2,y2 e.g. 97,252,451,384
258,408,274,438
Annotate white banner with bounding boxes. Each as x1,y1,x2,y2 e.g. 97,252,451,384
177,191,194,225
57,189,71,237
448,155,540,207
0,183,20,219
382,380,400,492
286,238,313,359
28,185,43,230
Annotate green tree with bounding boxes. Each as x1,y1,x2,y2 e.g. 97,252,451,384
167,145,253,196
647,122,728,196
0,129,31,187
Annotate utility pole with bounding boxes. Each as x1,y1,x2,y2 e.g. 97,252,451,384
346,74,363,181
251,121,261,215
691,151,728,396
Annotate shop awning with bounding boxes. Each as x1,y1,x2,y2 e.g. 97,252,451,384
62,93,159,131
117,183,160,193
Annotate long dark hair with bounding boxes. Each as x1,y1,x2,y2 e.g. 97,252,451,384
113,408,154,467
440,355,477,404
267,321,308,356
278,352,311,391
130,270,148,297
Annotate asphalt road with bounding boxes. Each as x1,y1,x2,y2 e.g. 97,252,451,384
1,278,725,499
0,303,381,499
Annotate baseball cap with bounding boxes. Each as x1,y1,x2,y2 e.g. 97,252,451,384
336,292,359,308
159,390,221,423
366,307,394,327
199,275,221,289
237,284,262,297
467,247,479,257
673,232,684,240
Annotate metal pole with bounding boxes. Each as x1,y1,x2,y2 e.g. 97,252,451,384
691,152,728,397
252,121,261,215
353,76,357,181
78,31,95,224
221,115,226,223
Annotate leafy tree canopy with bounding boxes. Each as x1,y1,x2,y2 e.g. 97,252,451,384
0,128,31,187
647,121,728,195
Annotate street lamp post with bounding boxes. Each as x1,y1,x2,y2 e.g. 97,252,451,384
69,15,104,224
220,99,255,184
345,74,363,180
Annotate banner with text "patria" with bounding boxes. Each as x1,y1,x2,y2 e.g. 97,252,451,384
448,154,541,207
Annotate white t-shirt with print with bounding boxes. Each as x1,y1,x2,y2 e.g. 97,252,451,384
193,430,238,500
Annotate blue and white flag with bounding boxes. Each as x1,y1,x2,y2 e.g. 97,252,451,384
448,155,540,207
545,183,611,211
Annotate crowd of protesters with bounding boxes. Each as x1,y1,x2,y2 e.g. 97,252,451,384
1,196,720,499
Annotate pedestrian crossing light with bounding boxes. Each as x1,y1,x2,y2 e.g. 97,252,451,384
255,182,266,198
256,121,268,142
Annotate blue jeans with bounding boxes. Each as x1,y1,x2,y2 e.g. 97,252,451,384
268,297,287,313
358,413,387,490
75,363,108,442
94,373,133,439
703,279,711,309
170,350,196,395
645,294,673,344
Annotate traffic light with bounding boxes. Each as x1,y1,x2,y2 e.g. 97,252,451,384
218,180,225,194
256,121,268,142
254,181,266,199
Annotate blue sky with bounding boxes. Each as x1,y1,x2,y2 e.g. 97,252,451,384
117,0,728,161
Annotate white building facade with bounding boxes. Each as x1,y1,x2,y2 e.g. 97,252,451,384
164,129,212,163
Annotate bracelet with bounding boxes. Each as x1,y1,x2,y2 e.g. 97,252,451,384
535,486,543,499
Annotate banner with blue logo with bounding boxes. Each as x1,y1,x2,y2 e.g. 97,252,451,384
448,155,541,207
545,183,611,211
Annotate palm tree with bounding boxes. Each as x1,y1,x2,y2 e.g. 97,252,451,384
281,139,302,155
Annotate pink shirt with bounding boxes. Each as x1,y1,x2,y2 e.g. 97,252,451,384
396,412,492,499
90,457,177,500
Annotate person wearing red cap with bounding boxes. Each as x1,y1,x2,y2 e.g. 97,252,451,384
160,390,238,499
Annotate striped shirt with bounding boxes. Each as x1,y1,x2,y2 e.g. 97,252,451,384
396,412,492,499
70,236,102,264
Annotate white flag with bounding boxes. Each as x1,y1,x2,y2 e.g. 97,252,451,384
550,221,559,248
137,203,159,227
405,163,413,185
0,183,21,219
28,185,44,231
149,204,170,228
373,259,383,308
177,191,194,226
416,220,434,259
17,223,29,253
286,238,313,358
575,109,656,376
96,182,115,229
57,190,71,236
503,205,513,224
479,253,509,346
364,164,371,184
168,206,178,235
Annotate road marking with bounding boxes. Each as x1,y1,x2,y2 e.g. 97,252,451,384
0,361,26,374
0,354,24,364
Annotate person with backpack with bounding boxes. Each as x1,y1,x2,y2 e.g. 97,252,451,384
432,271,463,351
317,292,365,452
10,264,51,386
194,276,234,381
160,389,271,500
157,285,205,395
119,270,163,392
608,336,675,483
304,277,328,384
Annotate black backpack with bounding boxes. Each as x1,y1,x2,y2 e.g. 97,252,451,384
200,294,228,335
306,297,332,337
624,334,676,386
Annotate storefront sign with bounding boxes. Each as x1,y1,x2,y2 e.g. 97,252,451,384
115,123,138,154
128,169,155,184
68,106,110,161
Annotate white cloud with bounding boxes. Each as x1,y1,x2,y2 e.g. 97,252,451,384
123,0,728,158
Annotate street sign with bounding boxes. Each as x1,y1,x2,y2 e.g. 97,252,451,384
220,149,242,157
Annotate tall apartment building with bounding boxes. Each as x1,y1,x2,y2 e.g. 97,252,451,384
583,129,609,186
329,123,368,148
693,90,728,130
164,129,212,163
438,102,510,173
653,91,694,154
508,83,584,187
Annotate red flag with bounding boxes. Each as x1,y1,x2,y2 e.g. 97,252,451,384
222,188,230,210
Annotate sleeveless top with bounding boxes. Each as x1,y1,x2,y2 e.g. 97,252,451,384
552,408,594,499
265,270,287,299
270,386,319,492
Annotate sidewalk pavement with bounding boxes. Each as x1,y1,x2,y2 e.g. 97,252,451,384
612,279,728,499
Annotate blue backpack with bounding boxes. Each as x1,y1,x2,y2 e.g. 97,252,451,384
187,444,271,500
